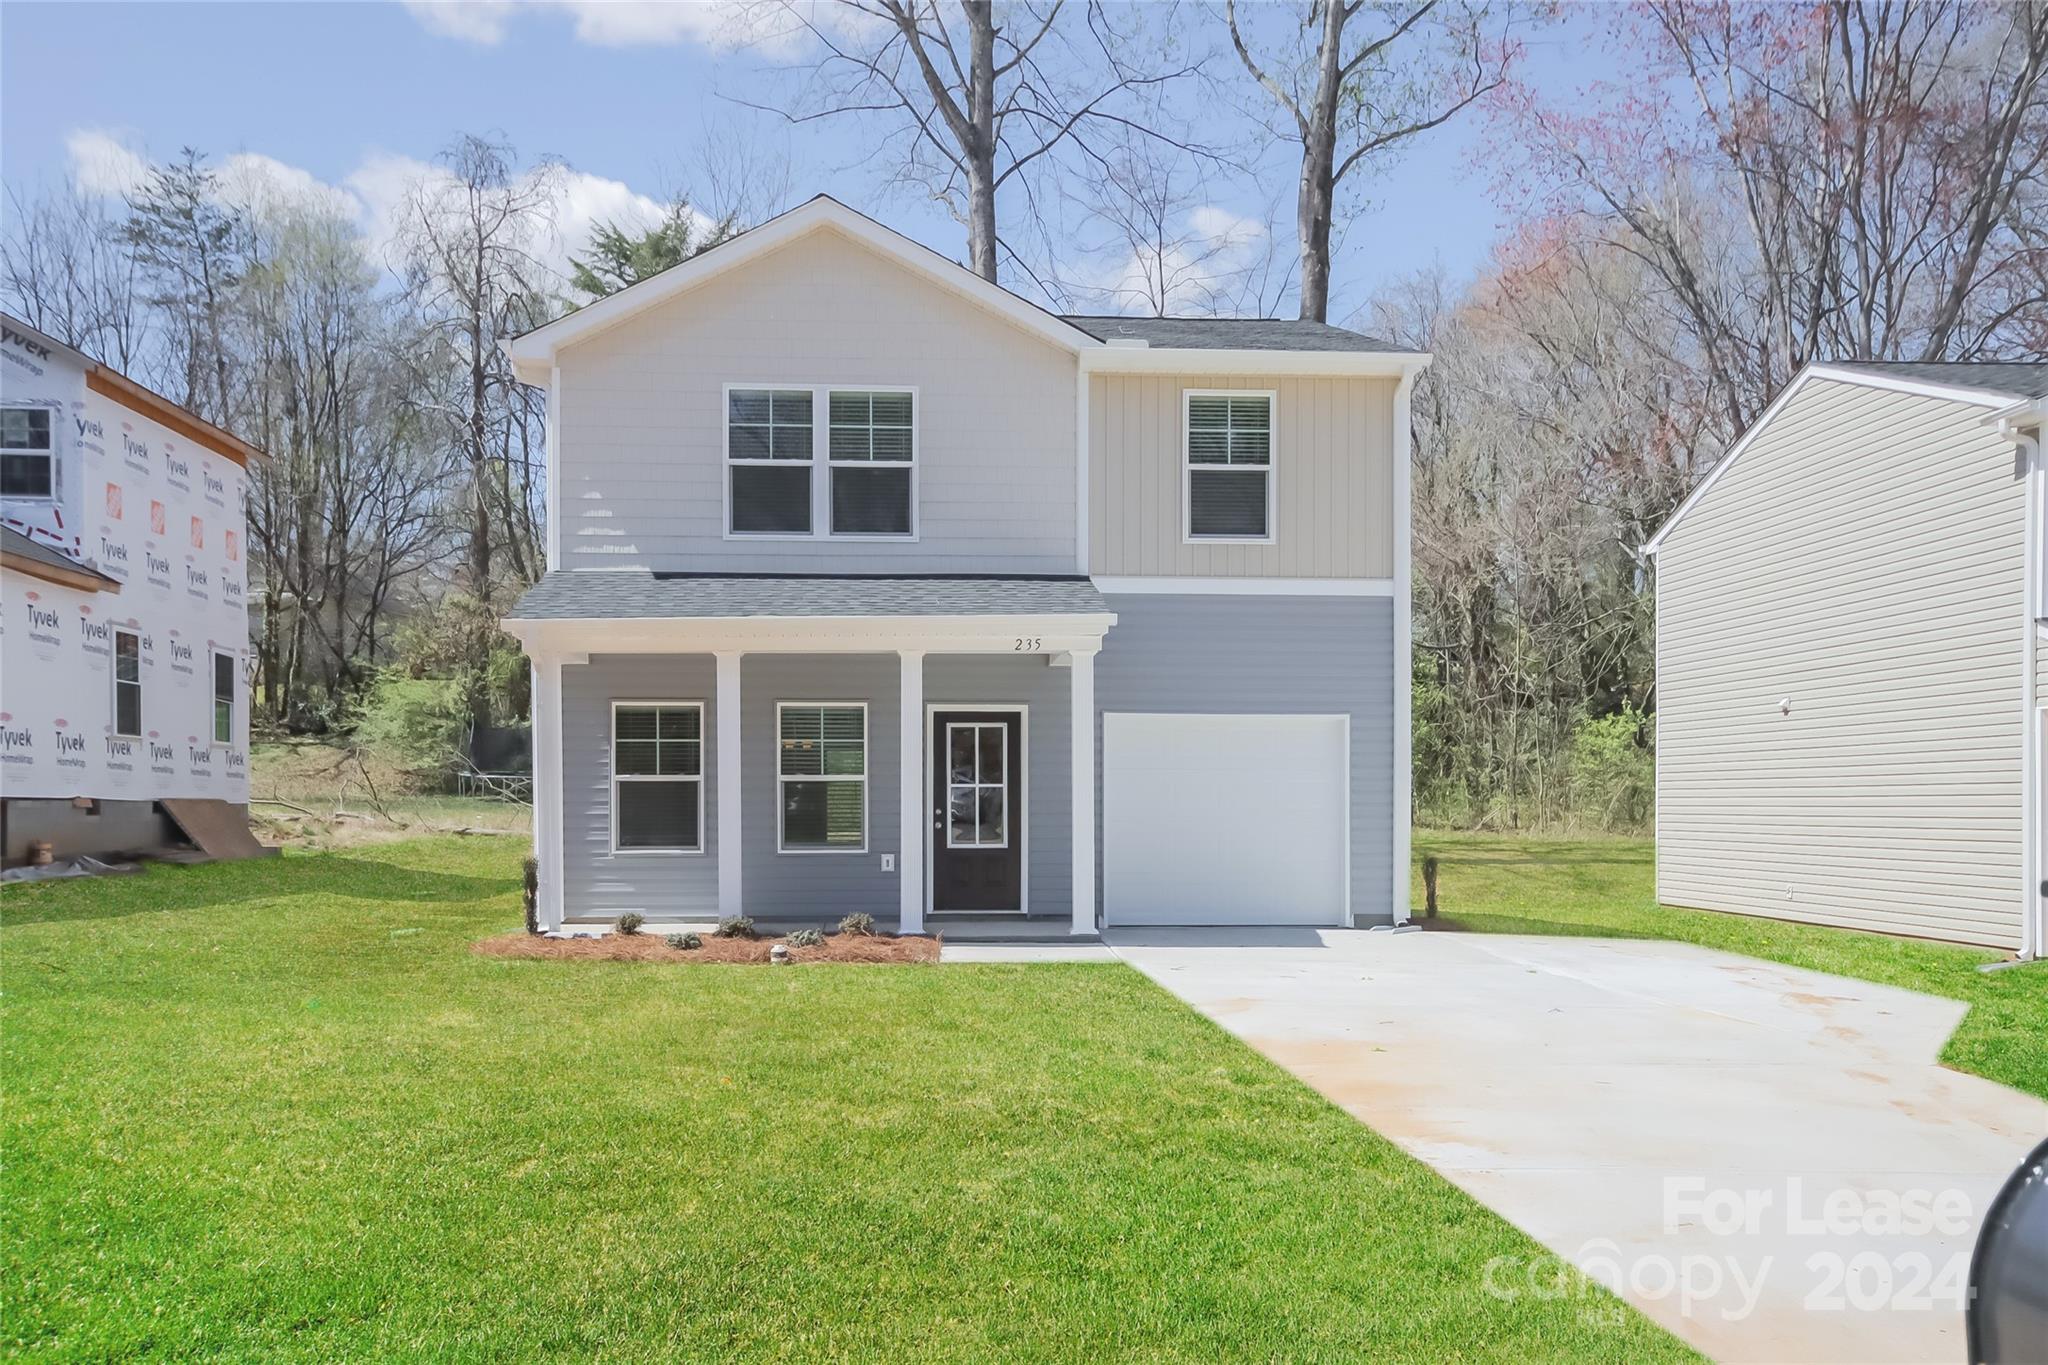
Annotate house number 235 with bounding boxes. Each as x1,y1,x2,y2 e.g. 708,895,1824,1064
1013,637,1043,652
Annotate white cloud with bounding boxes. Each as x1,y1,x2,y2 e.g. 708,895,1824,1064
401,1,518,44
402,0,789,51
63,126,676,291
66,130,151,198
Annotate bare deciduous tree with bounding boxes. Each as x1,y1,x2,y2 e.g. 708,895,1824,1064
0,181,146,371
1228,0,1514,321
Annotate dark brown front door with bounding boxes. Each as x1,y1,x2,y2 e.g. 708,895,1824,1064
931,710,1023,911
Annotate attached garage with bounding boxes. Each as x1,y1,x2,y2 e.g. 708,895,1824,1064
1102,712,1350,926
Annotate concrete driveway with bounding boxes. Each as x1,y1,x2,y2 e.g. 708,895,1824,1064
1106,927,2047,1365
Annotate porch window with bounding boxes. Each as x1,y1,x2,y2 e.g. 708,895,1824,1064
112,629,141,737
778,703,866,851
612,703,703,852
1,406,55,499
828,390,914,536
728,388,813,535
1185,391,1274,541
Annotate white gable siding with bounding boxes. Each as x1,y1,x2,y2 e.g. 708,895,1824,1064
553,228,1078,573
1654,378,2027,948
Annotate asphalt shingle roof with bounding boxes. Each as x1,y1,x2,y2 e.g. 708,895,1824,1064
1829,360,2048,401
0,526,121,587
1059,315,1406,353
508,573,1111,621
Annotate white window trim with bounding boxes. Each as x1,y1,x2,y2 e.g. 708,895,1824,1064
943,720,1010,850
111,628,142,738
776,699,869,854
723,383,919,542
1,401,60,504
210,649,235,747
1182,388,1277,545
609,699,707,856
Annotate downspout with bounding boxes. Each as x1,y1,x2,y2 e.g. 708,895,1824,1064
2018,421,2043,960
1391,365,1419,926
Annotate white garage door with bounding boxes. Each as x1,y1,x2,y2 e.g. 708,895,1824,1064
1103,713,1349,926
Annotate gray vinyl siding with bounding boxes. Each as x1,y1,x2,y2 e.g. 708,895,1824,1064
925,654,1073,916
741,654,900,919
554,229,1078,575
561,654,720,919
1094,593,1395,923
1654,377,2027,949
1088,373,1396,579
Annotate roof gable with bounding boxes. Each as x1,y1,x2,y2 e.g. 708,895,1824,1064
506,196,1097,382
1644,363,2024,556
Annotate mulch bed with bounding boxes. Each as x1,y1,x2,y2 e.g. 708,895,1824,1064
471,931,940,965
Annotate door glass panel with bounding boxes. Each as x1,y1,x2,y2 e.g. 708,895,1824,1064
948,787,976,846
977,724,1004,784
977,787,1005,846
949,725,975,782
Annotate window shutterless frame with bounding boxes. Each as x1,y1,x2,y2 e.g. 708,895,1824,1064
608,700,707,855
775,700,868,853
211,650,235,746
0,403,58,502
723,383,918,542
1182,388,1277,545
111,628,142,738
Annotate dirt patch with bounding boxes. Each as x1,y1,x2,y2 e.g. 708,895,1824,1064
470,931,940,965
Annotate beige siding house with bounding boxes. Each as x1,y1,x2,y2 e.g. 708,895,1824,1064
1647,362,2048,956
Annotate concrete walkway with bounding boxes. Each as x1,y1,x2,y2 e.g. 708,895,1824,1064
1106,927,2046,1365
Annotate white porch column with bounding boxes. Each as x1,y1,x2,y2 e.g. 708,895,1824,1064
715,651,743,918
899,650,926,934
529,652,565,931
1069,647,1097,935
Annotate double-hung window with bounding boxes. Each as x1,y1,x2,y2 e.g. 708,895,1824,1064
212,652,236,745
611,703,704,852
777,703,866,851
1,406,55,499
112,629,142,738
727,389,814,535
1185,391,1274,541
827,390,914,535
728,386,915,538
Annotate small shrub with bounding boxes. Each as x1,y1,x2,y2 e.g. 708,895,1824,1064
787,928,824,948
1569,705,1655,831
837,912,875,937
615,912,645,936
714,916,757,940
522,856,540,935
665,931,701,951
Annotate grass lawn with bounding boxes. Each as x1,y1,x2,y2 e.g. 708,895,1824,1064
2,836,1686,1361
1414,832,2048,1101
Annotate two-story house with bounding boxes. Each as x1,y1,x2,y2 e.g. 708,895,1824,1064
1,312,257,865
503,197,1428,935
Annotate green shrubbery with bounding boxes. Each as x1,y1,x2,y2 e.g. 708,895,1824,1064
787,928,824,948
1568,705,1654,831
714,917,757,940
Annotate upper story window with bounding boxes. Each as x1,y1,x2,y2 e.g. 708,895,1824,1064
1,406,55,499
727,385,916,540
113,629,142,738
1185,390,1274,542
728,389,814,535
828,391,914,536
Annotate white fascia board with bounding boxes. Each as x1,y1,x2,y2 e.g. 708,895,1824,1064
1093,576,1393,597
502,197,1097,385
1804,365,2020,409
1079,348,1431,378
1647,364,2033,557
502,611,1118,656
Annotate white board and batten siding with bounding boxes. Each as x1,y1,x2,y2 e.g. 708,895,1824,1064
1087,372,1395,579
1655,377,2028,949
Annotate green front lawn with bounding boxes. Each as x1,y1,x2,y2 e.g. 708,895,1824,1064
3,837,1684,1361
1414,832,2048,1101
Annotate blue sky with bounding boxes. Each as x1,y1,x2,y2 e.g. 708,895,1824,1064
1,1,1603,322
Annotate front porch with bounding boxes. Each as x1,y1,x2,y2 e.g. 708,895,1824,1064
505,575,1117,938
